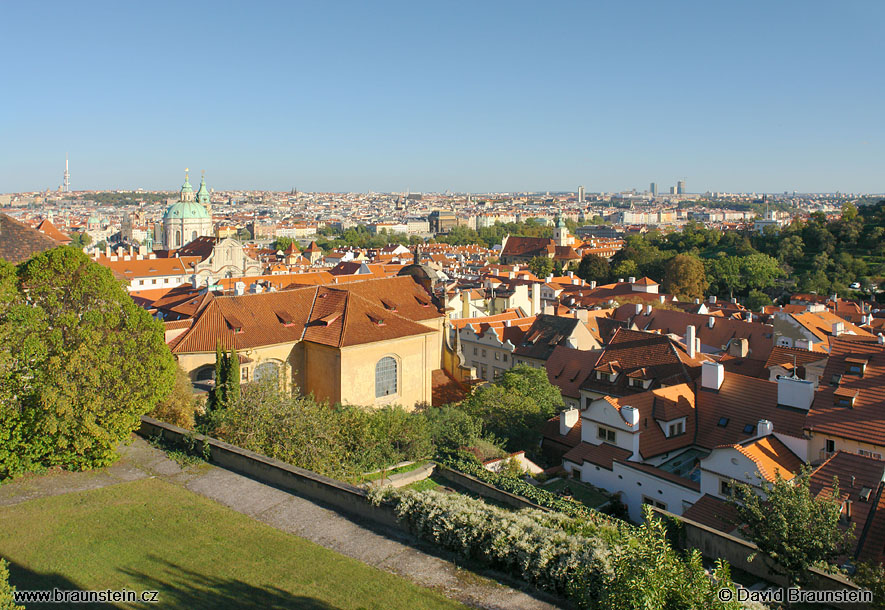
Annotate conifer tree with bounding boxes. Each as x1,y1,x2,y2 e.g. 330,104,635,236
209,344,226,410
226,348,241,406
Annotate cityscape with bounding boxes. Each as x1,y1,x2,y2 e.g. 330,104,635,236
1,2,885,609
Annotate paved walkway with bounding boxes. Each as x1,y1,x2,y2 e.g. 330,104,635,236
0,436,560,610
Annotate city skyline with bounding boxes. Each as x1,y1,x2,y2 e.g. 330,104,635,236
1,1,883,193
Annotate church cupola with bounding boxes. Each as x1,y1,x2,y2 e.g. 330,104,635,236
180,168,195,202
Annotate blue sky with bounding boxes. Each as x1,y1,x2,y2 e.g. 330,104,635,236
1,1,883,193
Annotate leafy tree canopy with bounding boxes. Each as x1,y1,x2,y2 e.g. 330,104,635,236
0,247,176,478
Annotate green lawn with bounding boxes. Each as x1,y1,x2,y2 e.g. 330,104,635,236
0,478,463,610
542,478,610,509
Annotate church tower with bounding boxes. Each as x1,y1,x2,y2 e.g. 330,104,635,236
196,171,212,216
554,213,570,247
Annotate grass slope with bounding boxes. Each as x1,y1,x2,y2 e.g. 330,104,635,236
0,477,463,610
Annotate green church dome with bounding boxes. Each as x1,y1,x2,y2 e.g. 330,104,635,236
163,200,210,220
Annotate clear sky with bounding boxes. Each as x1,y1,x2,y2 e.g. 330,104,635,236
1,1,883,194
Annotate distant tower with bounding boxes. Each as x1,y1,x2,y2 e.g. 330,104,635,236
554,213,570,247
578,185,585,203
677,179,686,195
650,182,658,196
63,154,70,193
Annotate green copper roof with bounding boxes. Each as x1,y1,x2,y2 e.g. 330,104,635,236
163,201,210,220
180,170,193,194
556,214,567,228
196,175,210,204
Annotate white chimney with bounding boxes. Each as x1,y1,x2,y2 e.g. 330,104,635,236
701,361,725,390
546,275,553,283
560,407,579,436
659,295,666,303
628,276,636,284
635,303,643,316
685,325,696,358
234,281,246,296
708,316,715,328
191,274,200,289
879,334,885,345
618,278,624,283
621,405,641,461
796,339,813,351
645,304,653,316
777,376,815,410
590,281,597,289
576,309,588,323
505,320,512,327
568,271,574,278
757,420,774,437
832,322,844,337
694,298,700,304
710,295,717,304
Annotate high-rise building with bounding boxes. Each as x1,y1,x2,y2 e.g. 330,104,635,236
677,179,686,195
670,186,678,195
578,185,585,203
650,182,657,196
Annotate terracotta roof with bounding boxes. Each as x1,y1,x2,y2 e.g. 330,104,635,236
0,213,60,263
580,328,707,396
807,336,885,446
764,345,829,370
96,254,203,279
563,442,631,470
614,304,774,361
170,277,440,353
36,219,72,244
600,385,697,459
790,310,873,347
513,314,582,361
695,373,807,449
500,236,555,259
807,451,885,562
681,494,740,533
545,346,602,398
729,436,803,482
432,369,467,406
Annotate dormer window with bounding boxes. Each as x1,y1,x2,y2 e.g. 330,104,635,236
667,421,685,437
845,357,868,377
834,388,858,408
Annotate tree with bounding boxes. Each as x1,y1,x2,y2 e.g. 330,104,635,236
0,558,22,609
68,231,92,248
853,562,885,609
149,364,197,429
663,254,707,300
576,253,610,284
461,365,563,451
0,247,175,478
611,259,638,280
226,348,241,405
422,406,482,455
272,237,297,252
744,289,771,312
730,466,853,585
208,344,227,411
527,256,554,279
236,228,252,241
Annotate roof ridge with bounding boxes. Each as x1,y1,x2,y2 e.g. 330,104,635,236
338,289,351,347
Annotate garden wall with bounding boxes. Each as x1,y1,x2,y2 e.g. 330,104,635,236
653,507,866,610
137,416,400,528
435,464,549,512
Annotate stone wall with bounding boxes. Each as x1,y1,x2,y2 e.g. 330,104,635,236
435,464,548,512
138,416,400,529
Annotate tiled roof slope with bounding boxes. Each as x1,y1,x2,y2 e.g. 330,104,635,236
614,304,775,360
513,314,582,361
806,336,885,446
810,451,885,562
730,436,802,482
580,328,707,396
36,219,72,244
171,277,440,353
0,213,60,263
545,346,602,398
681,494,740,534
695,373,807,448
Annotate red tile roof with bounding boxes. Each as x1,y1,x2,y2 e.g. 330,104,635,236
681,494,740,533
807,336,885,446
0,213,61,263
563,442,631,470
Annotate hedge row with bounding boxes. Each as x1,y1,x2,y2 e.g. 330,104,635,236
372,488,740,610
440,456,626,531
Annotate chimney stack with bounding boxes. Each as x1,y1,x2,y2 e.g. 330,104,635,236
685,325,696,358
560,407,580,436
777,376,815,410
620,405,641,461
701,361,725,390
757,420,774,437
832,322,844,337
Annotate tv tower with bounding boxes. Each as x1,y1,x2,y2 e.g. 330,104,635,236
63,154,70,193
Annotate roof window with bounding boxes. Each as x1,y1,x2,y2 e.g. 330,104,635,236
743,424,755,434
717,417,729,427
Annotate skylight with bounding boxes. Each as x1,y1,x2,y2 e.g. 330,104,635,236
718,417,729,427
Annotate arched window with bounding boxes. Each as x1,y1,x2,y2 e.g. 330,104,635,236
255,361,281,382
375,356,397,398
194,365,215,382
191,230,198,242
175,230,181,247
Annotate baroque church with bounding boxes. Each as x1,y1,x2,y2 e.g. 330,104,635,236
156,169,214,250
